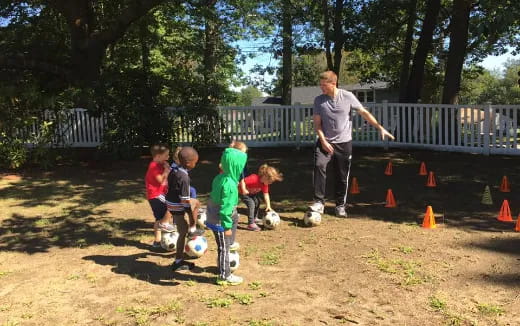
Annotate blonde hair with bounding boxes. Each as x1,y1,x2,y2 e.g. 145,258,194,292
258,164,283,183
150,144,169,157
172,146,182,164
230,140,248,153
319,70,337,84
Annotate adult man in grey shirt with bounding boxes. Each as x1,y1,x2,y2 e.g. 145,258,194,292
309,71,394,217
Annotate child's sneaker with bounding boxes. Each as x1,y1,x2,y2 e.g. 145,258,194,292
229,242,240,251
254,218,262,224
159,222,176,232
172,260,195,271
247,223,261,231
187,228,205,238
225,274,243,285
218,274,243,285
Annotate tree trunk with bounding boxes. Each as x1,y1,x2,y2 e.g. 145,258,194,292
399,0,417,102
406,0,441,103
322,0,333,71
281,0,293,106
332,0,344,82
202,1,219,107
442,0,473,104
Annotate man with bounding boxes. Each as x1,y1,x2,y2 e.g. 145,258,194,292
309,71,394,217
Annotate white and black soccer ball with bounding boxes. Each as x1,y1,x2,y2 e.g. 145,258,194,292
263,211,281,230
304,210,322,226
185,236,208,258
160,231,179,251
229,251,240,272
197,207,207,228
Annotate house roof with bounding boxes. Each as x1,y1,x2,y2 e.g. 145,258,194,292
291,81,390,105
251,96,283,106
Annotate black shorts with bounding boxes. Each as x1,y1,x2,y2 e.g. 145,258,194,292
148,198,167,221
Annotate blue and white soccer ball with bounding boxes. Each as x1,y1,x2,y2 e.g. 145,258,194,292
185,236,208,258
229,251,240,272
160,231,179,251
263,211,281,230
197,207,207,228
304,210,322,226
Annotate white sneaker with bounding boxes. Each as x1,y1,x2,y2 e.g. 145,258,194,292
224,274,243,285
230,242,240,251
309,202,324,214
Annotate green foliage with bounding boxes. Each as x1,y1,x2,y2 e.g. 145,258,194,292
234,86,263,106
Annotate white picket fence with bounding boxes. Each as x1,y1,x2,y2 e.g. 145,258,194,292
23,103,520,155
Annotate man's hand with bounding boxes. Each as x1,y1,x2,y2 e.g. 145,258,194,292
321,139,334,154
224,229,232,236
379,127,395,141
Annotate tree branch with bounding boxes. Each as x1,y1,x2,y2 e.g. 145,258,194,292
94,0,172,45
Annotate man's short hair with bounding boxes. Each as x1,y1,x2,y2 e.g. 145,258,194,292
319,71,337,84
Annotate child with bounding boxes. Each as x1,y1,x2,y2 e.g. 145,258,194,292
165,146,204,271
145,144,176,249
240,164,283,231
171,147,198,204
206,147,247,285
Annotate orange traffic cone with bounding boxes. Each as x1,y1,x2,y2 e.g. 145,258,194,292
499,176,511,193
349,177,360,194
497,199,513,222
384,161,393,176
385,189,397,208
515,214,520,232
422,206,436,229
419,162,427,176
426,171,437,187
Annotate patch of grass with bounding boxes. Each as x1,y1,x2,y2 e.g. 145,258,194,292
86,273,97,283
248,320,275,326
205,297,233,308
244,245,259,257
75,238,87,248
185,280,197,287
228,293,254,305
34,218,52,228
0,305,11,312
259,251,280,265
20,312,33,319
248,281,262,290
193,322,210,326
66,274,81,280
0,271,11,278
117,300,183,326
398,245,414,254
258,292,269,297
476,303,504,316
363,250,430,286
2,321,20,326
429,295,447,311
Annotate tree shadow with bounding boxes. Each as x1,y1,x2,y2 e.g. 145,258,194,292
83,253,218,286
0,212,153,253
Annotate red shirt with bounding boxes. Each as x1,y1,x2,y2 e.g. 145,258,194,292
239,174,268,195
145,161,167,199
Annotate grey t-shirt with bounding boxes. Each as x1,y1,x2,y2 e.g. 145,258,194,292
313,89,363,143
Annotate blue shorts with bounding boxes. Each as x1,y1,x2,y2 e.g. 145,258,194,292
190,186,197,199
148,198,167,221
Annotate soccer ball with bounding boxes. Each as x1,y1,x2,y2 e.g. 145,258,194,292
197,207,207,228
229,251,240,272
185,236,208,258
160,231,179,251
263,211,281,230
304,210,322,226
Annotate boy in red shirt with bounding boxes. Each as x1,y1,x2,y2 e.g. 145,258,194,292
145,144,175,248
239,164,283,231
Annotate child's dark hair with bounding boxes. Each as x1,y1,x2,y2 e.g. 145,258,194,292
150,144,169,157
258,164,283,183
175,146,198,165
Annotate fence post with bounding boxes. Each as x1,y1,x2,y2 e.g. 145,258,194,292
382,100,389,150
483,102,491,155
295,105,301,149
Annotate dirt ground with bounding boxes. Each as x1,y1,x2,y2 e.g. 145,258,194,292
1,147,519,326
